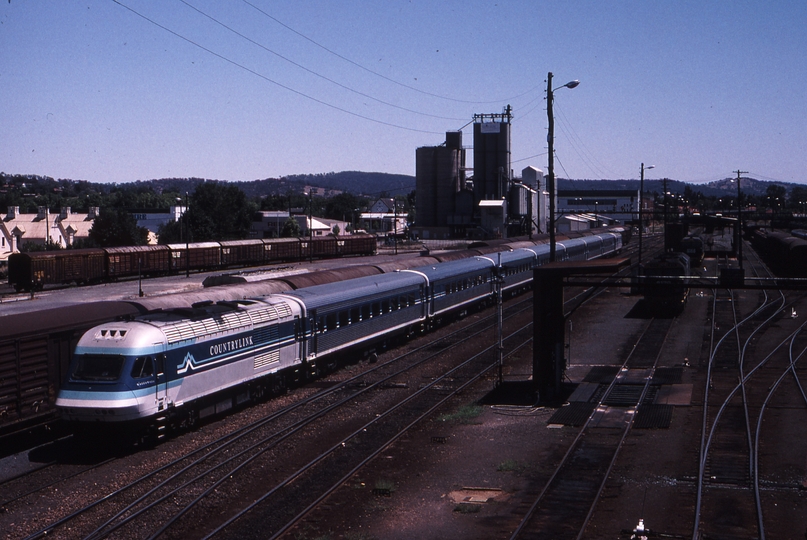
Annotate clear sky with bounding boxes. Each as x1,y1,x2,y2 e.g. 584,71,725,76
2,1,806,186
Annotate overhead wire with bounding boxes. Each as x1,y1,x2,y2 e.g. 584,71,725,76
241,0,543,106
110,0,445,135
553,100,615,179
178,0,467,122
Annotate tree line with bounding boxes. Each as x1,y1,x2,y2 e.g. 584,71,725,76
0,174,413,251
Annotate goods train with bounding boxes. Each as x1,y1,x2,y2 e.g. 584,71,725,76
54,231,624,442
751,229,807,276
7,234,377,292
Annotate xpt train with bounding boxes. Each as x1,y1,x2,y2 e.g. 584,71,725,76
56,231,623,442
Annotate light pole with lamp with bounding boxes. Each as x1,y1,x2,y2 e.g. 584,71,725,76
638,163,654,266
593,200,598,228
547,72,579,262
184,192,190,278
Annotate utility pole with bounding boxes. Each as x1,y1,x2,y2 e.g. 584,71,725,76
547,72,556,262
546,73,579,261
393,198,398,255
185,192,190,278
734,170,747,269
662,179,668,252
308,190,313,263
495,253,503,387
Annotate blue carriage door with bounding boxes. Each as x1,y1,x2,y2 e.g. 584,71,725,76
155,353,168,411
309,310,318,359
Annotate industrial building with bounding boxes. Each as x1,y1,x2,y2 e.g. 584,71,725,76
413,107,545,240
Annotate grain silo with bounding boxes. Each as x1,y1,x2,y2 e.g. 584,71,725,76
415,132,465,230
472,107,512,205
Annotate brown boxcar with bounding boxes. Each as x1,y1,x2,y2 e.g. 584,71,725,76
304,236,338,259
338,233,377,256
8,249,106,291
105,245,171,278
262,237,302,262
219,239,265,267
167,242,221,273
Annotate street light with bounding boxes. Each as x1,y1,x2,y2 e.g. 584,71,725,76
638,163,655,266
547,72,579,262
184,192,190,278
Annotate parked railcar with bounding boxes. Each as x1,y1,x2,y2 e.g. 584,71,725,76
262,237,302,262
641,252,691,313
0,301,143,435
337,233,377,256
167,241,221,273
219,239,266,268
8,234,377,291
680,236,704,266
8,249,106,291
105,245,171,279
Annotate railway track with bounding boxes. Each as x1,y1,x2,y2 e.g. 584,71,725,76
694,243,807,540
3,246,641,539
506,315,675,540
14,303,535,539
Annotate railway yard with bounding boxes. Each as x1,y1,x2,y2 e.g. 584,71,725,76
2,235,807,539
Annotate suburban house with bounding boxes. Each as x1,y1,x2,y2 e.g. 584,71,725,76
0,206,99,262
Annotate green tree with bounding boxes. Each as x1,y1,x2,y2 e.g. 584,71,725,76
184,182,256,241
280,217,301,238
88,208,149,247
789,185,807,211
20,239,62,252
765,184,787,212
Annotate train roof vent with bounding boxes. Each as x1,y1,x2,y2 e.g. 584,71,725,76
163,311,255,344
96,328,128,340
249,306,280,325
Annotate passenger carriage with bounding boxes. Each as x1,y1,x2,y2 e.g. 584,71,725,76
281,272,427,367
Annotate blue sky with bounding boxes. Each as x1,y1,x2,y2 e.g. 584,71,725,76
2,1,806,186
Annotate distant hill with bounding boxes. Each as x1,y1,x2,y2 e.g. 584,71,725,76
146,171,415,199
1,170,796,203
557,177,794,198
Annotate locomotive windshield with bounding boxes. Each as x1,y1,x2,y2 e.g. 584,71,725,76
71,354,125,382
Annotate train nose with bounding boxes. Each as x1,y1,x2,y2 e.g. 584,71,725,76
56,388,142,422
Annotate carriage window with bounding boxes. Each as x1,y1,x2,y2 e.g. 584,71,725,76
372,302,381,316
131,356,154,379
408,293,417,306
382,299,390,313
351,307,360,323
361,304,371,320
326,313,338,331
318,316,326,333
339,310,349,327
391,297,400,311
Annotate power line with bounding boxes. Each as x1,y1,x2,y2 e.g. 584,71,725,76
179,0,467,122
241,0,542,106
111,0,444,135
